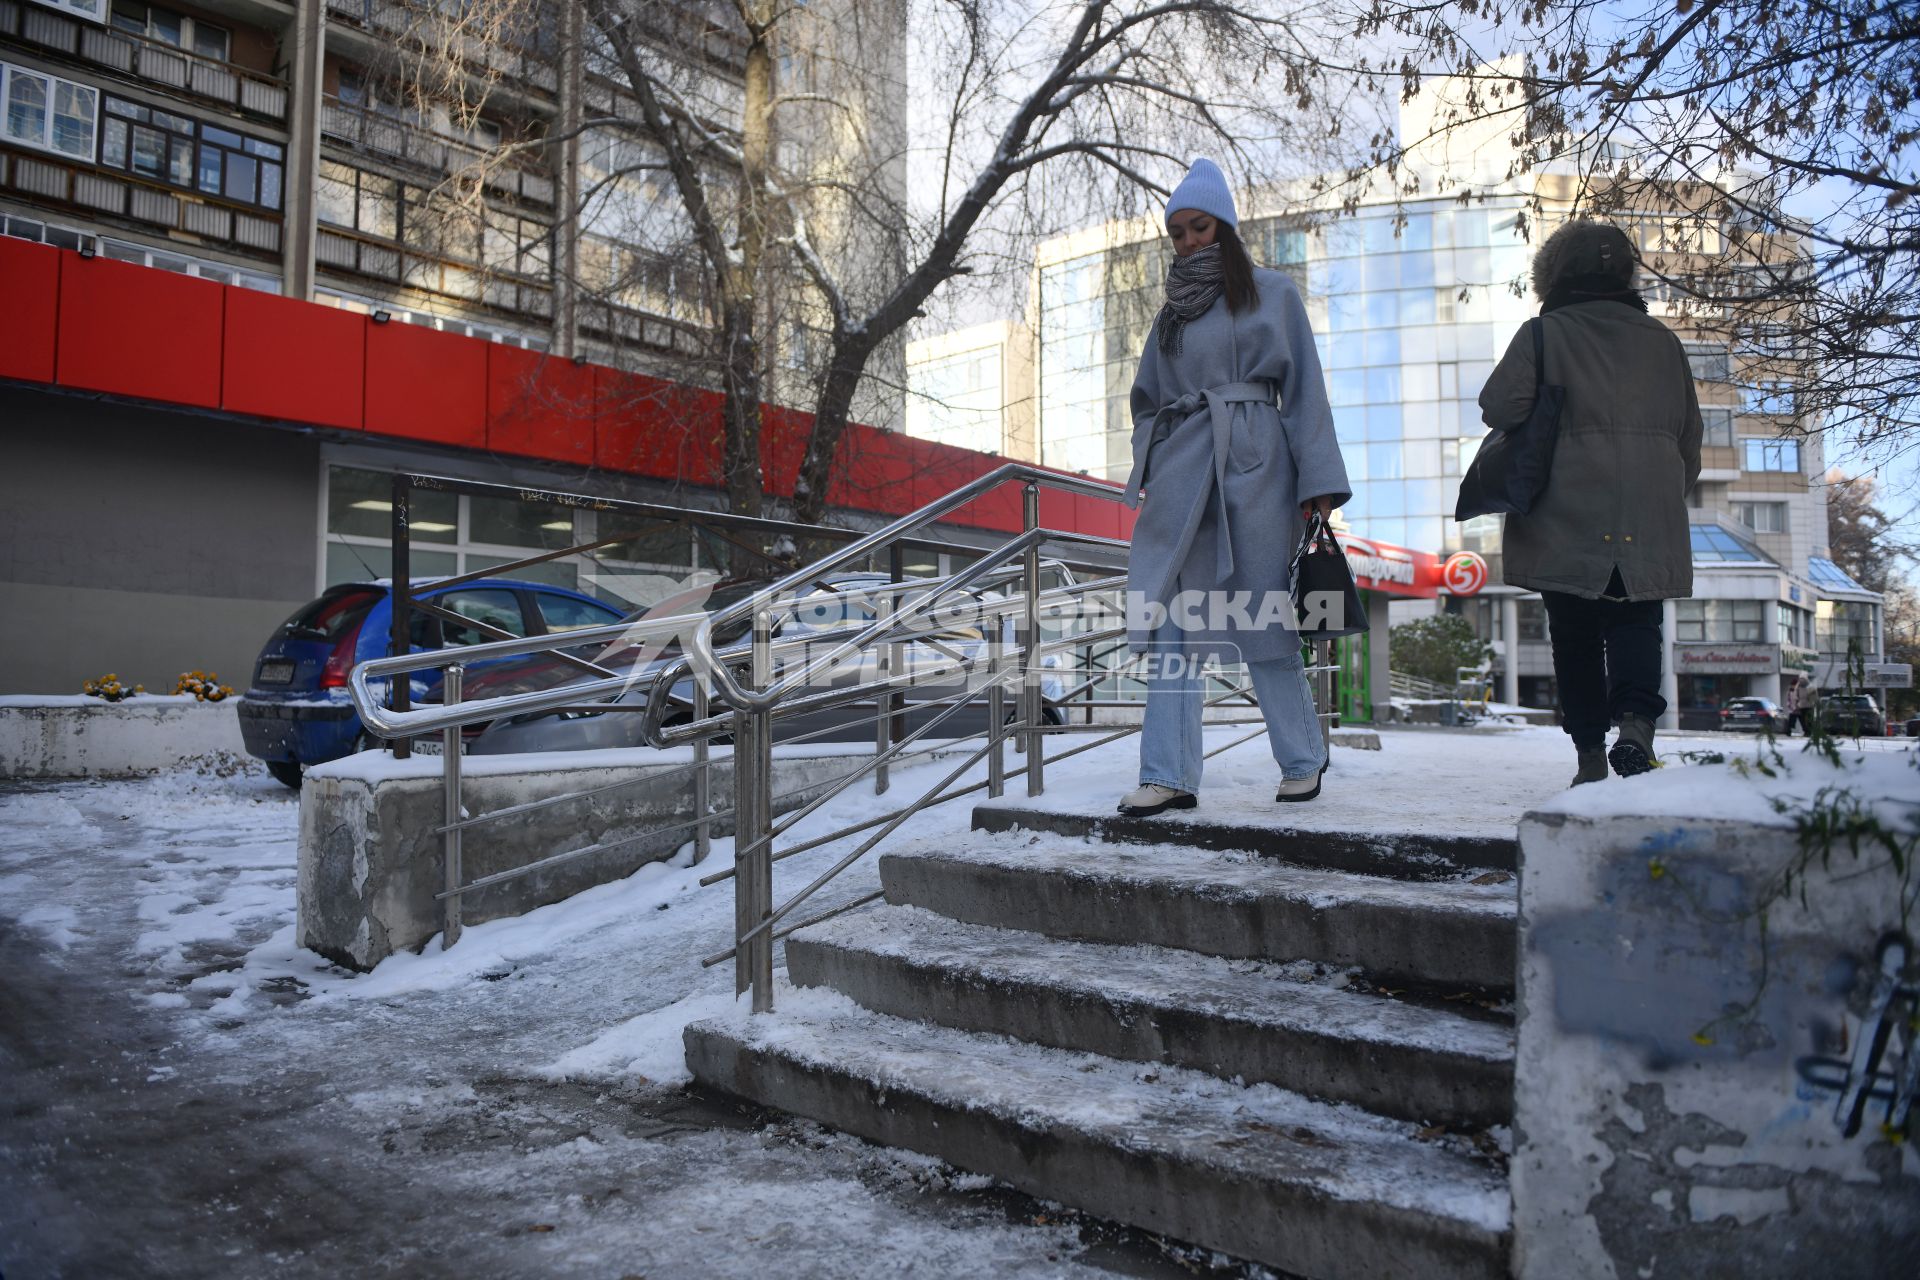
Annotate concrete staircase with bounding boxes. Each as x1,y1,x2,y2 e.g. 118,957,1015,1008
685,803,1520,1280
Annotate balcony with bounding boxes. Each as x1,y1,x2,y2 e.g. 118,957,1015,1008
0,143,281,254
320,96,554,207
0,0,289,122
324,0,559,97
313,223,552,320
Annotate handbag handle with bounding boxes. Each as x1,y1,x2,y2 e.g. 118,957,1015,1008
1531,316,1545,394
1290,509,1342,580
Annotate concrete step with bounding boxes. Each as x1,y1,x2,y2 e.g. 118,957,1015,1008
972,800,1517,880
880,828,1517,992
787,904,1514,1127
685,991,1511,1280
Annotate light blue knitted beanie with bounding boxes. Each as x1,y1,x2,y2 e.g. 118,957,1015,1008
1165,158,1238,230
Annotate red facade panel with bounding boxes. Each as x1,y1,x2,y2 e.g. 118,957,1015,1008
0,237,60,385
594,368,725,485
487,346,595,464
364,320,486,448
57,254,222,406
222,289,365,430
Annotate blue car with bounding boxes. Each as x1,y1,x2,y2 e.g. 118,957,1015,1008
237,578,624,786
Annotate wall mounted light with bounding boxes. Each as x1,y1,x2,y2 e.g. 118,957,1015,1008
371,309,392,324
78,244,96,259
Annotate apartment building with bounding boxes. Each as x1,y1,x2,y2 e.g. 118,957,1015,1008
0,0,977,695
903,319,1036,462
1015,82,1904,725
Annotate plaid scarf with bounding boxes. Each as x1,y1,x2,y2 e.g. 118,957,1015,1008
1155,244,1225,357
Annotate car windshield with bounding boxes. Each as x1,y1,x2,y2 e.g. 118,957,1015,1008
281,588,379,640
1833,696,1876,707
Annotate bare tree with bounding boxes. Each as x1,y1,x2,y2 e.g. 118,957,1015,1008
368,0,1371,523
1317,1,1919,464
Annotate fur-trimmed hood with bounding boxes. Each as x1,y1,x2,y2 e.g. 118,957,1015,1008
1530,220,1637,301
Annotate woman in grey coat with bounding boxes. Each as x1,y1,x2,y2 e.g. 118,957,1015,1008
1117,159,1352,817
1478,220,1702,782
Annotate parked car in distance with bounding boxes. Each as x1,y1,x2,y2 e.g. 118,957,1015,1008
1905,715,1919,738
1819,693,1886,738
238,578,624,787
463,568,1076,757
1718,696,1788,734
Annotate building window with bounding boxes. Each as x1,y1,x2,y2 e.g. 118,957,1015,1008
1684,343,1730,382
1733,501,1788,534
1517,599,1547,642
1778,603,1813,651
1817,599,1879,660
1742,438,1801,473
1742,381,1794,415
31,0,107,20
1701,406,1733,447
99,236,278,290
2,63,98,161
317,160,398,238
1676,599,1765,643
111,1,229,61
98,97,282,208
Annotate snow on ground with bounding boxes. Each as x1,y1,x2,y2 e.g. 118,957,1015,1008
3,724,1912,1277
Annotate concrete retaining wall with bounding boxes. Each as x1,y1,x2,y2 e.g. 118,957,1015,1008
1514,798,1920,1277
297,747,874,970
0,695,247,779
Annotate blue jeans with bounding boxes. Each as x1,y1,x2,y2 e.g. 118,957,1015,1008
1136,621,1326,793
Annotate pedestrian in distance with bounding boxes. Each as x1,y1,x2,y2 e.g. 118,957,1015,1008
1116,158,1351,818
1786,675,1819,737
1479,219,1703,785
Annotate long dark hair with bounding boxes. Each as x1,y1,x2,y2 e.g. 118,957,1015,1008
1218,222,1259,313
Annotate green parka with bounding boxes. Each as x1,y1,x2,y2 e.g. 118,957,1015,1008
1478,300,1703,601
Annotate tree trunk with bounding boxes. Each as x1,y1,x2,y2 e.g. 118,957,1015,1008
793,345,870,526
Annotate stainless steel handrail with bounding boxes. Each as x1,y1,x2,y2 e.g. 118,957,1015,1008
335,465,1346,1001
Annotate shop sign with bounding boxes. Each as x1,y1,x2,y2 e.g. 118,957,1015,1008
1676,644,1778,674
1810,661,1914,689
1441,551,1489,596
1782,645,1817,674
1339,533,1434,598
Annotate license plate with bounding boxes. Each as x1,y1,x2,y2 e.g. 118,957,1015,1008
257,661,295,685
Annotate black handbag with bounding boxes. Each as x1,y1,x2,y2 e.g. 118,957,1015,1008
1290,512,1369,638
1454,317,1565,520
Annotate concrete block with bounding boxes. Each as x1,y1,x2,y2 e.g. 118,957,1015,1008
1514,802,1920,1278
296,748,860,970
881,830,1517,991
0,694,246,779
788,904,1514,1127
686,993,1511,1280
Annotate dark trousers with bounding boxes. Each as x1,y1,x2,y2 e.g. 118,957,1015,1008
1540,574,1668,750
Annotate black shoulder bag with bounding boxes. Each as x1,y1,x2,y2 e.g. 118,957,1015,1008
1290,512,1368,639
1454,317,1565,521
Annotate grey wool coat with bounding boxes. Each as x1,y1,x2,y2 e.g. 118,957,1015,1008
1124,267,1352,663
1478,301,1703,601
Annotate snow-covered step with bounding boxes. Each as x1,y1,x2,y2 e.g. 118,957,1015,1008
786,904,1514,1128
880,829,1517,991
684,991,1511,1280
972,801,1517,880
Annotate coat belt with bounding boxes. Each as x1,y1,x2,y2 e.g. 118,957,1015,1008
1123,381,1277,584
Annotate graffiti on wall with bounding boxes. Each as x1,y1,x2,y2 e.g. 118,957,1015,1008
1795,934,1918,1140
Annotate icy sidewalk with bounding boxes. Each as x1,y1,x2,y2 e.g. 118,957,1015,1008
5,724,1888,1276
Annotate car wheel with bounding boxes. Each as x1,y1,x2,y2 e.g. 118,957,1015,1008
266,760,303,789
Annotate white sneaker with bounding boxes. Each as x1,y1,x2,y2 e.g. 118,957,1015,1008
1274,769,1323,803
1117,783,1197,817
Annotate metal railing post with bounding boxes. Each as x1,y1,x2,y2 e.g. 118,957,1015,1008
1022,482,1045,796
873,584,892,795
390,473,412,759
1318,639,1335,757
735,607,776,1013
692,680,712,864
987,648,1006,799
440,664,463,948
